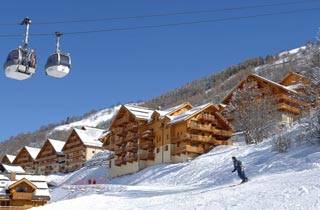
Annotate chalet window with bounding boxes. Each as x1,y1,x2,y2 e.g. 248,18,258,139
16,187,28,192
164,145,169,151
88,179,92,184
167,134,169,140
156,148,160,153
177,142,180,147
92,151,95,154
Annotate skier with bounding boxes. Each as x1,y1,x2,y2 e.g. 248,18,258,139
232,156,248,183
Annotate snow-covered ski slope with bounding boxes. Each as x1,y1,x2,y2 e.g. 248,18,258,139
34,126,320,210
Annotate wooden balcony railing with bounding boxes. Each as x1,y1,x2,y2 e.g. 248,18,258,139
173,145,205,155
187,122,233,137
277,94,308,107
125,142,138,152
198,113,216,122
140,129,154,140
173,133,232,145
127,123,138,131
11,192,33,200
277,102,300,115
126,132,139,141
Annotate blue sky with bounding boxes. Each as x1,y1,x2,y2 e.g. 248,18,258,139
0,0,319,140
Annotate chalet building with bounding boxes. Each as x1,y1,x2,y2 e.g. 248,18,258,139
35,139,65,175
0,173,50,209
104,105,155,178
167,103,234,163
0,155,16,165
103,103,234,178
221,74,309,129
12,147,40,174
62,127,106,172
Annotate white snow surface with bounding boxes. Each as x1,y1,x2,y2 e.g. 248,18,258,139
0,163,25,174
24,146,41,160
46,151,112,187
47,139,65,153
53,105,121,131
34,121,320,210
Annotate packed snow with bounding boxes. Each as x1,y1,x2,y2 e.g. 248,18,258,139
54,105,121,131
33,120,320,210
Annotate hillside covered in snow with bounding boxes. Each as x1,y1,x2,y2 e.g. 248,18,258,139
33,117,320,210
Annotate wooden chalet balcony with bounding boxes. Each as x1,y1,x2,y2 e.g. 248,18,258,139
140,129,154,140
125,153,138,162
187,122,233,137
198,113,216,122
126,131,139,141
173,133,232,145
173,145,204,155
114,137,125,145
277,94,308,107
140,152,154,160
11,192,33,200
140,141,154,150
277,102,300,115
127,123,138,131
125,142,138,152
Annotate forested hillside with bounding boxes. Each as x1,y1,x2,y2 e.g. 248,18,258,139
1,41,319,156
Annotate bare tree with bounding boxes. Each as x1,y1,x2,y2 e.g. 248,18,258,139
224,81,280,144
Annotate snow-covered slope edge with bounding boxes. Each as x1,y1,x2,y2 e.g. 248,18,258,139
52,105,121,132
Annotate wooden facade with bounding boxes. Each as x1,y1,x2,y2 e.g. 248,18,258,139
12,147,40,174
169,103,234,162
62,127,105,173
102,103,234,177
35,139,65,175
0,175,50,209
222,74,309,128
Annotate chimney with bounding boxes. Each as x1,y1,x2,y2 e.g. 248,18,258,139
10,172,16,181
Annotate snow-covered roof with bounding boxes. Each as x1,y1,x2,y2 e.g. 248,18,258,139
3,155,16,163
154,103,192,118
0,174,50,198
47,139,65,153
251,74,297,93
74,128,104,147
124,105,154,120
24,146,41,160
0,163,25,174
222,74,298,104
169,103,212,124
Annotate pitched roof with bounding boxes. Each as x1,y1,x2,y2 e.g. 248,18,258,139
2,155,16,163
169,103,213,124
74,127,105,147
24,146,41,160
124,105,154,120
8,178,37,190
154,103,192,117
222,74,297,104
47,139,65,153
0,163,25,174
